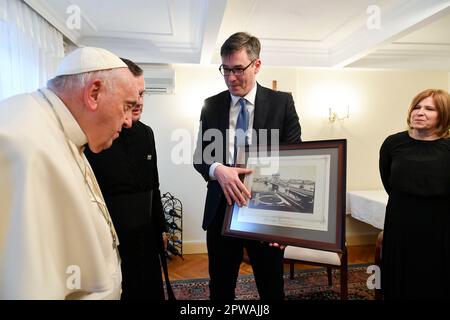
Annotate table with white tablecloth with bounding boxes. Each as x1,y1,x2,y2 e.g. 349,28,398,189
346,190,388,230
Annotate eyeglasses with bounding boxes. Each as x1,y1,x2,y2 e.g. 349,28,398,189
219,60,256,76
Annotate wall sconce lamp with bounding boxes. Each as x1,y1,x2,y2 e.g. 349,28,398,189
329,105,350,123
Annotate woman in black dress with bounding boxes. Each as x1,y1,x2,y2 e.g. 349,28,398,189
379,89,450,299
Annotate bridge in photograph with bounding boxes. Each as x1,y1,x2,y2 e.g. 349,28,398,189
250,178,315,213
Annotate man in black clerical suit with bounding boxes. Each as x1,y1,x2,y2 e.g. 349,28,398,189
194,32,302,300
85,59,167,300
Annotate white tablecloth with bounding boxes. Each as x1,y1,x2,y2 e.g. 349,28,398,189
346,190,388,230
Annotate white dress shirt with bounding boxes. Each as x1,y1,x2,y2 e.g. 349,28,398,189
209,83,257,179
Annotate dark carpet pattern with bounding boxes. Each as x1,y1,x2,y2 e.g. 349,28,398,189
170,265,375,300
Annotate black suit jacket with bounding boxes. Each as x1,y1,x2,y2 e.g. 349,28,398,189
85,121,166,236
194,83,302,230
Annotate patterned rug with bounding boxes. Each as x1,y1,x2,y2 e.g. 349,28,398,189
170,264,375,300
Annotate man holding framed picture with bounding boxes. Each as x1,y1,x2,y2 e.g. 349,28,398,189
193,32,302,300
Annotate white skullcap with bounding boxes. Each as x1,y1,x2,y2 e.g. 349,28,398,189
54,47,127,77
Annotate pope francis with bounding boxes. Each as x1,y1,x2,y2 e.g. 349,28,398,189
0,47,139,299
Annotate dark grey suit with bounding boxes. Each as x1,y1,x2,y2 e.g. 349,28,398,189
194,83,301,300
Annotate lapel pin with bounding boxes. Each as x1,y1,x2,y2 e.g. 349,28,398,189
147,154,152,160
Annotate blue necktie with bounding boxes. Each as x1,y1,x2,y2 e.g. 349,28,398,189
233,98,248,165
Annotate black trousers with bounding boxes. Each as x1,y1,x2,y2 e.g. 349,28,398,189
206,201,285,300
118,224,165,300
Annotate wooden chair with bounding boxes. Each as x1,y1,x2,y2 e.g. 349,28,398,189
283,246,348,300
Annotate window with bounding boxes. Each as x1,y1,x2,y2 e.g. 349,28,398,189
0,0,64,100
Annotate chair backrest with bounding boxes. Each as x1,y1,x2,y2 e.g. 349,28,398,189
284,246,342,266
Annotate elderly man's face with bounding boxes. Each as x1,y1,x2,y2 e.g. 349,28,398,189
88,68,137,152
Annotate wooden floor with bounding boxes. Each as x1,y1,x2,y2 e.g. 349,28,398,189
167,245,375,280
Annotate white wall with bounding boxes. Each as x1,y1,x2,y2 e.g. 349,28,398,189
141,65,448,253
296,69,448,190
141,65,225,252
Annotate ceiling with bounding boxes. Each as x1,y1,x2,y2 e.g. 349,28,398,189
25,0,450,70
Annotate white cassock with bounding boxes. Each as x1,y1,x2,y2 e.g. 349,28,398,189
0,88,122,299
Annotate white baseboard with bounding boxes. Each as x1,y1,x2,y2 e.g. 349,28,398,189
181,234,377,255
183,241,207,254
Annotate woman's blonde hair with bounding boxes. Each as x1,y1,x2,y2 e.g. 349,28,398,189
407,89,450,138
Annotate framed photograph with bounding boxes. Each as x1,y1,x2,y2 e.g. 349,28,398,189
222,139,347,253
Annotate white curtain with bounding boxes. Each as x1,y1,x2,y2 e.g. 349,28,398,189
0,0,64,100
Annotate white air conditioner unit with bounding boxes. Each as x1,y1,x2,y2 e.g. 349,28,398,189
141,64,175,94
